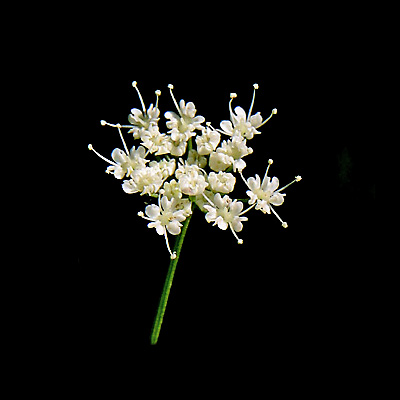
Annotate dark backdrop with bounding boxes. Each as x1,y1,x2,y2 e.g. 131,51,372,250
62,4,375,380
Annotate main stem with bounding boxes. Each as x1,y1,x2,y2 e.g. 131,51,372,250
150,213,192,345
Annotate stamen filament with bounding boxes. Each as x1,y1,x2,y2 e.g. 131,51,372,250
247,83,259,121
155,90,161,109
164,231,176,259
168,84,181,116
88,144,118,167
270,206,288,228
202,192,215,207
117,125,129,155
229,223,243,244
239,171,251,190
239,202,256,216
132,81,146,113
276,176,302,193
261,159,274,187
259,108,277,127
229,93,237,120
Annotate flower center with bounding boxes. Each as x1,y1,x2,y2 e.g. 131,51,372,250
218,207,234,223
159,211,174,226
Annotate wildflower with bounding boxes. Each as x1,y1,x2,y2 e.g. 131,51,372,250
88,123,149,179
128,82,161,139
140,125,172,155
164,84,205,156
175,162,208,196
219,86,277,140
138,194,191,259
122,164,165,196
240,159,302,228
195,125,221,155
203,193,248,244
209,152,234,172
208,171,236,193
216,134,253,172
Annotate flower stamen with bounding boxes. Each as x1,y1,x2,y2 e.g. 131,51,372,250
132,81,146,113
259,108,278,127
269,206,288,228
168,84,181,116
229,92,237,120
155,90,161,109
229,223,243,244
247,83,259,121
276,176,302,193
88,144,118,167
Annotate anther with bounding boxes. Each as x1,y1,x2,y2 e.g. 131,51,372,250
296,176,302,182
100,120,107,126
132,81,137,87
282,222,288,228
170,253,177,260
137,211,144,217
168,84,174,89
253,83,259,89
268,159,273,165
272,108,277,114
238,239,244,244
88,144,93,150
230,93,237,98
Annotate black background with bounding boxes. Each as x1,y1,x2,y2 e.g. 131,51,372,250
31,3,376,385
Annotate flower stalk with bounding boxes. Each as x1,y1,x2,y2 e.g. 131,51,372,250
150,212,192,345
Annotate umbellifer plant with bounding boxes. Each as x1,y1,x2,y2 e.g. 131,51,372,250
88,81,302,344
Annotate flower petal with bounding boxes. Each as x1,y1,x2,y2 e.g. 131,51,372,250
220,120,233,134
167,220,182,235
145,204,160,220
270,192,285,206
234,106,247,121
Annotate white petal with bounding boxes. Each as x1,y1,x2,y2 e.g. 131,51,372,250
234,106,247,121
112,148,127,164
269,176,280,192
167,220,182,235
247,175,261,191
250,112,263,127
229,201,243,215
216,217,228,230
145,204,160,220
220,120,233,134
270,192,285,206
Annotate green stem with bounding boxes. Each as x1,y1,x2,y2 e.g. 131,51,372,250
150,213,193,345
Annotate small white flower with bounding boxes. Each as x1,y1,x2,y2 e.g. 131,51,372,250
187,149,207,169
246,174,285,213
164,85,205,140
240,159,301,228
209,151,234,172
208,171,236,193
203,193,247,244
149,158,176,179
138,194,191,258
162,179,182,200
217,135,253,172
122,164,164,196
195,126,221,155
104,145,148,179
220,106,262,140
219,84,277,140
128,82,161,139
140,125,172,155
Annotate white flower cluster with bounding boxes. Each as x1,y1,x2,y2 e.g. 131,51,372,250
89,81,301,258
